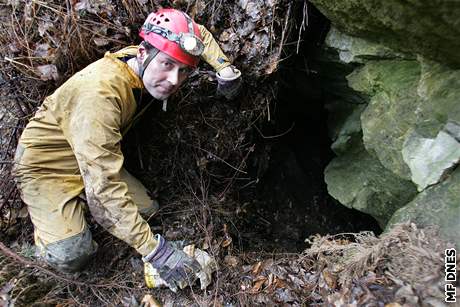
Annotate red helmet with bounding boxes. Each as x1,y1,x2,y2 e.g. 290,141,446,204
139,9,204,67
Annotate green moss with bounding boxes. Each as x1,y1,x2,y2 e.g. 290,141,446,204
387,168,460,248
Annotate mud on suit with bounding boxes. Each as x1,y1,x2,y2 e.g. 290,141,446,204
13,25,230,272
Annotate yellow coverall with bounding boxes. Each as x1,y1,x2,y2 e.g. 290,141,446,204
13,25,230,272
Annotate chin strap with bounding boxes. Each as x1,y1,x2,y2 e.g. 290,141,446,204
139,47,159,79
138,46,169,112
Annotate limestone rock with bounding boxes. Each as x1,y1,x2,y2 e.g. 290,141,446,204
324,142,417,227
310,0,460,67
325,27,411,64
327,102,366,155
318,33,370,154
403,123,460,191
387,168,460,248
348,58,460,184
348,59,421,179
319,26,460,230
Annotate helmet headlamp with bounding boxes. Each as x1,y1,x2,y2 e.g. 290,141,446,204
142,12,204,57
179,33,204,56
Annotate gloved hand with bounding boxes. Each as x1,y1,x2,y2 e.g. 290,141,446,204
216,66,242,100
143,234,201,292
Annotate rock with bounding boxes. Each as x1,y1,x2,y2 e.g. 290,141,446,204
324,141,417,227
349,58,460,183
320,26,460,230
318,33,370,154
310,0,460,68
387,168,460,248
348,59,421,180
327,102,365,155
325,27,411,64
402,123,460,191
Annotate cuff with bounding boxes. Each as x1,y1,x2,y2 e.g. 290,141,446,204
137,233,160,258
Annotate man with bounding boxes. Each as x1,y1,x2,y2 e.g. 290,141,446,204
12,8,241,291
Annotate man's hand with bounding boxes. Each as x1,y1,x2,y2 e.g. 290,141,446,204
143,235,201,292
216,66,242,100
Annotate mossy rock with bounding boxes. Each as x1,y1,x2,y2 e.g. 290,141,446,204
324,141,417,227
310,0,460,68
387,168,460,248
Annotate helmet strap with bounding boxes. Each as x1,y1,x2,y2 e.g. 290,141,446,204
139,46,159,79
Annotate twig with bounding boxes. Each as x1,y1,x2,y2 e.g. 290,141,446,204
296,0,309,54
194,146,247,174
276,1,292,60
218,144,255,199
0,241,132,290
253,122,295,139
4,57,33,70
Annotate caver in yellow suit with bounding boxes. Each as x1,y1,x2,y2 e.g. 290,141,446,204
13,22,233,273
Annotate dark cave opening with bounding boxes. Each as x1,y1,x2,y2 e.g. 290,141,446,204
236,4,381,253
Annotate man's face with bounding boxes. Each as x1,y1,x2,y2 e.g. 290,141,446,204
139,49,192,100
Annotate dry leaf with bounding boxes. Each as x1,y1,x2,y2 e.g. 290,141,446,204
274,277,288,289
38,19,54,37
74,0,90,12
93,37,109,47
264,60,278,75
34,43,51,58
221,236,232,247
224,255,240,267
267,273,275,287
322,270,337,289
183,244,195,257
385,303,402,307
251,261,263,275
251,276,267,293
8,42,20,53
36,64,59,81
140,294,161,307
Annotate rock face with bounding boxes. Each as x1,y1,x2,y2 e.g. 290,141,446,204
310,0,460,68
403,123,460,191
324,141,417,227
388,168,460,247
315,9,460,246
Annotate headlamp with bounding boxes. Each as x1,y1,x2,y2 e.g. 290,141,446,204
142,21,204,56
179,33,204,56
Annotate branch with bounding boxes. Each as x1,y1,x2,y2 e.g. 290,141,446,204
0,241,133,290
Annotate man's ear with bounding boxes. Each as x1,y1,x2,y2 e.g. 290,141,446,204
137,45,147,63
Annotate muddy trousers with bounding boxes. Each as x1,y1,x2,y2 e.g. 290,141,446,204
17,169,158,273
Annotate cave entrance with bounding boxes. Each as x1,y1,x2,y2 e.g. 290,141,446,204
237,5,381,253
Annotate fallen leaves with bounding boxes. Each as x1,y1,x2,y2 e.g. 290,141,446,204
236,224,451,305
224,255,240,267
250,276,267,293
33,43,54,59
36,64,59,81
93,37,110,47
322,269,337,289
251,261,263,275
140,294,161,307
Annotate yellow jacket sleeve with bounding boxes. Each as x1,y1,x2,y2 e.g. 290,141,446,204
63,89,157,256
198,24,232,72
46,52,158,257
